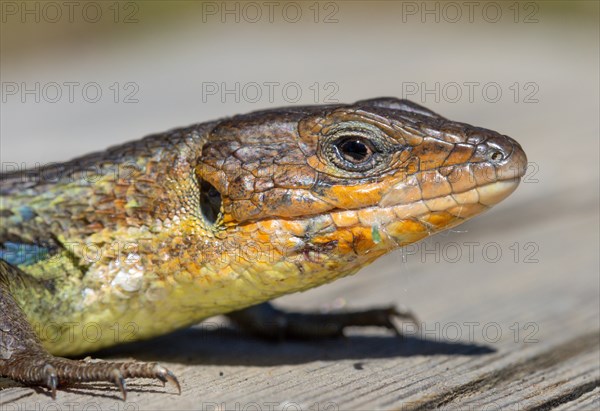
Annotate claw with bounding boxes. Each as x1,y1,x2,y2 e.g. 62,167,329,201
110,369,127,401
167,370,181,395
43,364,58,400
153,365,181,395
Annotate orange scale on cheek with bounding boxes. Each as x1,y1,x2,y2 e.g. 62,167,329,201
254,230,274,246
256,220,280,235
385,219,426,234
279,220,310,237
311,229,354,255
384,220,429,245
331,210,360,228
447,203,488,219
349,226,379,254
323,184,385,210
357,207,396,226
422,211,458,229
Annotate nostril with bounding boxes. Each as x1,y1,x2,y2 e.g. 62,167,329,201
489,150,505,162
484,138,511,163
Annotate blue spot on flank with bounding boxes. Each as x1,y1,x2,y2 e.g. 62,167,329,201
0,242,50,266
19,206,36,221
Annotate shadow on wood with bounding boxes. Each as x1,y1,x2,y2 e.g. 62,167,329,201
94,325,496,367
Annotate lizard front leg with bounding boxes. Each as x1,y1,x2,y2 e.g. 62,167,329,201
227,302,418,340
0,260,180,400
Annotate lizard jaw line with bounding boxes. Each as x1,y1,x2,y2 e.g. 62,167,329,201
327,178,521,230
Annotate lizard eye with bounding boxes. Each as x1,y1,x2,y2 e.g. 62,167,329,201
199,178,222,226
335,137,374,163
329,135,378,171
320,121,395,175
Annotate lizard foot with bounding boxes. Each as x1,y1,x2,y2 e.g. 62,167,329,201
227,302,419,340
2,354,180,400
1,260,180,400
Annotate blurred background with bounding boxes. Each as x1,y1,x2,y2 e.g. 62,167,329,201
1,1,599,409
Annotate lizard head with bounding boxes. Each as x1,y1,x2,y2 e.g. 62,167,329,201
192,98,527,294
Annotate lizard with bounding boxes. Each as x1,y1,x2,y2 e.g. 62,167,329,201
0,97,527,399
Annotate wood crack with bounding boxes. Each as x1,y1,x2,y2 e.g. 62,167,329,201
401,331,600,411
528,379,600,411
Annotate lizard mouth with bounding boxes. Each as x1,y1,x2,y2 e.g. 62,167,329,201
325,177,522,250
472,178,521,207
378,174,523,218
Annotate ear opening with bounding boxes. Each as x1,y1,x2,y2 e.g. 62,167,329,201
199,177,222,226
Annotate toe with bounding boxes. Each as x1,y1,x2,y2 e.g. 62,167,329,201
42,364,58,400
153,364,181,394
110,368,127,401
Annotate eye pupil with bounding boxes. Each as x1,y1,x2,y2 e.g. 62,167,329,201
337,138,372,163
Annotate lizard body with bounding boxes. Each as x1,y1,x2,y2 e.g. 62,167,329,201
0,98,527,397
